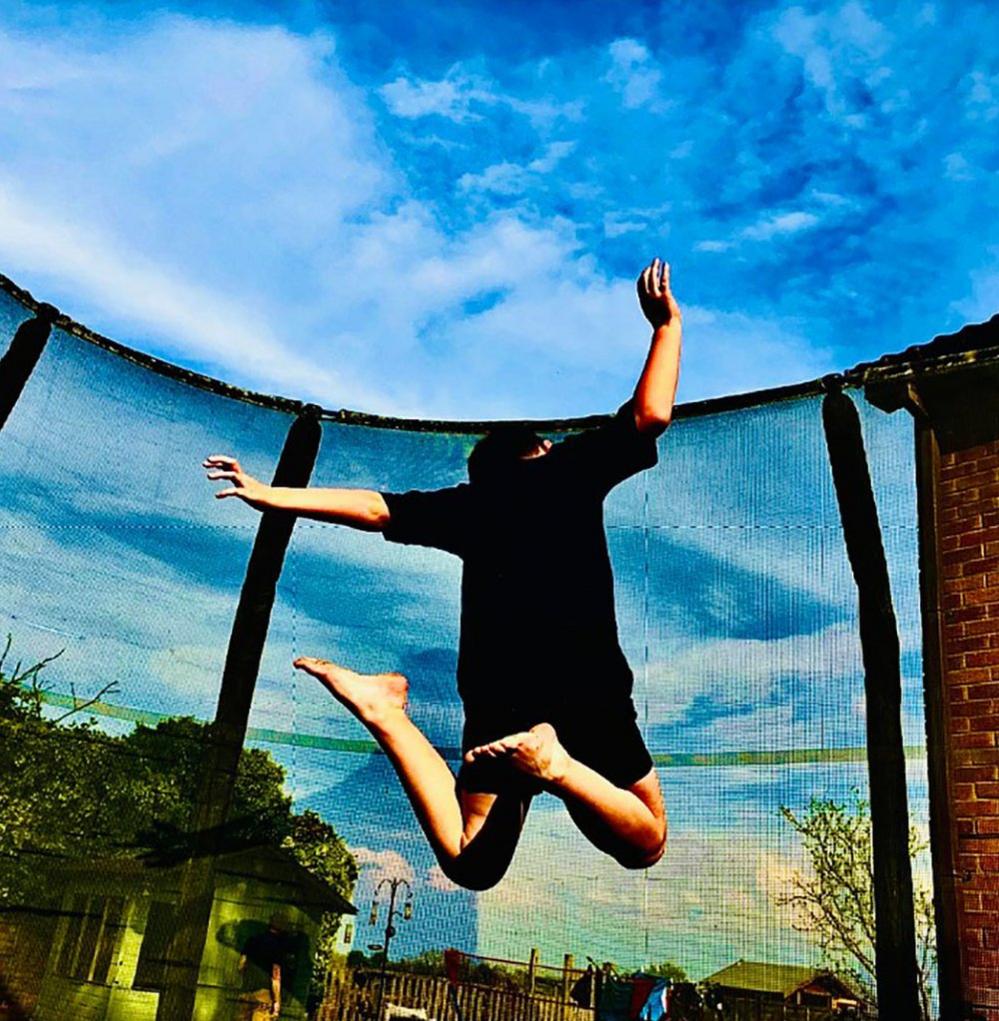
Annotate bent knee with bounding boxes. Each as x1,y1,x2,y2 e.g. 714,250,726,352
437,857,508,892
618,829,667,871
619,843,666,871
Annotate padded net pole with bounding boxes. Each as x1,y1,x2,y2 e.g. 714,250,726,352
0,305,58,432
156,406,322,1021
821,379,921,1017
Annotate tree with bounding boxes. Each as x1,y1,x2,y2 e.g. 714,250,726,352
0,637,119,907
777,788,936,1020
642,960,687,983
283,808,359,1002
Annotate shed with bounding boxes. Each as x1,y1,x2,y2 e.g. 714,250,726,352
701,960,864,1011
31,846,355,1021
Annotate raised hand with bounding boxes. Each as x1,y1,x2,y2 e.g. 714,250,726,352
203,454,271,511
637,257,681,330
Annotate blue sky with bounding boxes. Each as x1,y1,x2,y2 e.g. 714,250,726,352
0,0,996,418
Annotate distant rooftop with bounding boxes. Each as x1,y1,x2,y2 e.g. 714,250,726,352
701,959,860,1000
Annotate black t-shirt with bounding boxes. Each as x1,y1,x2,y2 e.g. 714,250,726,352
381,401,659,711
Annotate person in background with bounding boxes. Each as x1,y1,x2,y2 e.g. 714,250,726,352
237,911,296,1019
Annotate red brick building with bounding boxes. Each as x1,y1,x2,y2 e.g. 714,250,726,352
865,313,999,1021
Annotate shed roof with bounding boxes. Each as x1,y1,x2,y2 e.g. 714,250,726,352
701,960,860,1000
54,844,356,914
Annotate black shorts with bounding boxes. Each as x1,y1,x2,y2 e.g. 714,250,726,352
455,693,654,798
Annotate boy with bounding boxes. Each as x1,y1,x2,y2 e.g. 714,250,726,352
205,258,681,890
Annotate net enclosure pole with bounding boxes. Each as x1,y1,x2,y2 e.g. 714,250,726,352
156,406,323,1021
0,305,58,433
821,380,921,1017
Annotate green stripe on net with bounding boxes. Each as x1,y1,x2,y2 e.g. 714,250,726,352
36,690,925,767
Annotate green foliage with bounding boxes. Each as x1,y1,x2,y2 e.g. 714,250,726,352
347,949,566,995
283,808,359,1001
0,638,113,906
390,949,446,975
642,960,687,982
0,636,357,994
777,787,936,1021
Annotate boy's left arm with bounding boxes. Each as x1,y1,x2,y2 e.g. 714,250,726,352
633,257,682,436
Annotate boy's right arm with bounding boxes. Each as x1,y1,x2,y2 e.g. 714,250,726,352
203,455,390,531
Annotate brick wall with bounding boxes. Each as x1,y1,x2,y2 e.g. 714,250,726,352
937,439,999,1020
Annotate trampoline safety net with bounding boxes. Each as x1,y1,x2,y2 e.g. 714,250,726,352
0,283,933,1021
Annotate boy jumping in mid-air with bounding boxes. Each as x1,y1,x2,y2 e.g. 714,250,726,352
205,258,682,890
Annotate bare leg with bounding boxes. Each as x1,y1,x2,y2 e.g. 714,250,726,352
294,657,531,890
465,723,666,868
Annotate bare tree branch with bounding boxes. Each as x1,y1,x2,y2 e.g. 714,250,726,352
777,795,935,1018
53,680,120,723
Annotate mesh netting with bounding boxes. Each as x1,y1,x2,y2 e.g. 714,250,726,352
0,284,931,1018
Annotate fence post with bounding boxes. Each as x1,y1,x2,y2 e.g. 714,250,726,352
560,954,574,1021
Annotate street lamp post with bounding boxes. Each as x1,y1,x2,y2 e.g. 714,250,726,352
369,877,414,1021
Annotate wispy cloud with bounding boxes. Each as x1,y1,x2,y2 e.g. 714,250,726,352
0,178,375,404
380,71,486,122
603,38,664,110
380,66,581,129
643,622,865,727
353,846,416,886
741,210,820,241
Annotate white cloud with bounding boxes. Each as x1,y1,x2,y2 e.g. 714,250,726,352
0,17,599,417
380,72,483,122
643,623,864,726
379,67,581,129
0,17,402,406
694,240,733,253
528,141,575,173
952,250,999,324
456,140,577,197
458,162,532,196
965,69,999,123
672,303,837,398
603,215,646,239
741,211,820,241
353,846,415,886
426,864,461,892
694,210,823,255
943,152,973,182
604,38,664,110
476,813,817,974
0,179,381,406
773,2,890,124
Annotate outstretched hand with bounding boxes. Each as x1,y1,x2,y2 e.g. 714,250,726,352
637,257,681,330
203,454,270,510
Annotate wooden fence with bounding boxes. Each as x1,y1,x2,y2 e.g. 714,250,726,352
697,1000,874,1021
315,969,596,1021
314,967,876,1021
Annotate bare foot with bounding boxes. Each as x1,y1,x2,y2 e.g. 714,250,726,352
464,723,571,785
293,656,407,727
